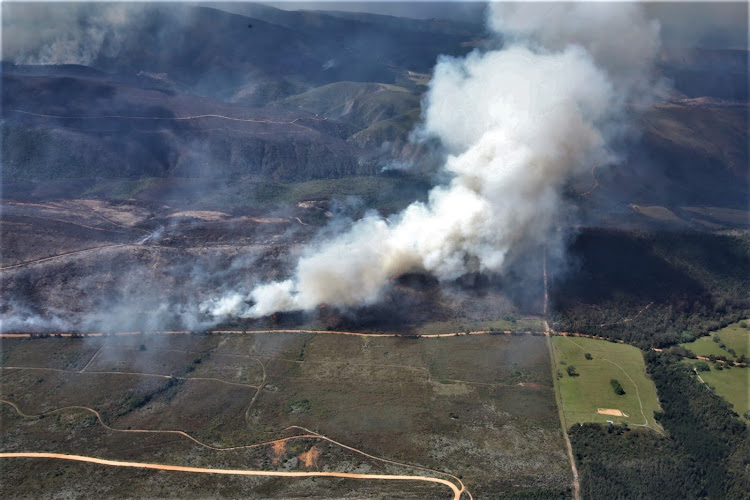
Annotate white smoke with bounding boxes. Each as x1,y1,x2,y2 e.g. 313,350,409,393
203,3,662,319
0,302,71,332
2,3,137,66
489,3,663,99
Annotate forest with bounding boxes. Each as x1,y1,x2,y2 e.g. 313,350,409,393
551,230,750,348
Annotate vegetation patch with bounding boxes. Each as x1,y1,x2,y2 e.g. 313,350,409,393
283,397,311,415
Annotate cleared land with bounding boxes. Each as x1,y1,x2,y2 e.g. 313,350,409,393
629,204,690,227
684,359,749,421
0,333,570,498
550,336,662,431
679,320,750,361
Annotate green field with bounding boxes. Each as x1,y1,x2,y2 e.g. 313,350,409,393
680,320,750,361
550,336,662,431
630,204,691,227
683,359,749,421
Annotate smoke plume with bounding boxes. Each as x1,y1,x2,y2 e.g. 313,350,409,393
203,3,662,319
2,3,138,66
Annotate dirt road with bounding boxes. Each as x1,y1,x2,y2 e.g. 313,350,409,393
0,244,135,271
546,335,580,500
0,453,463,499
1,399,469,499
544,247,580,500
10,109,327,133
0,328,521,339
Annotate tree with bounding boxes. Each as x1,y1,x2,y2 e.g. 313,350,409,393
585,353,593,360
695,361,711,372
567,365,579,377
610,379,625,395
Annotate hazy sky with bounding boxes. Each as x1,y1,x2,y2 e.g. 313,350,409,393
2,1,747,53
265,2,748,48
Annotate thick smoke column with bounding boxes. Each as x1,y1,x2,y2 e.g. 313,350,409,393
203,3,661,319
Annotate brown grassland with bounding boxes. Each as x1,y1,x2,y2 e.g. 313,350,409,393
0,333,570,498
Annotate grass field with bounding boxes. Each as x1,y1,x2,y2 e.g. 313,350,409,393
630,204,690,227
679,320,750,361
683,359,749,421
550,336,662,431
1,333,570,498
680,206,750,227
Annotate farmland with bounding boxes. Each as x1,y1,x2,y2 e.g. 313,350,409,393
679,320,750,361
684,359,749,421
550,336,662,431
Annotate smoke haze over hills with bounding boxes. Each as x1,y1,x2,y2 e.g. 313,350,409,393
1,2,747,333
202,3,665,319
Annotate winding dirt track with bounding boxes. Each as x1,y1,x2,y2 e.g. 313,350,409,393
0,453,462,499
10,109,327,130
0,399,276,451
580,164,600,197
0,366,260,390
6,213,134,235
0,398,468,499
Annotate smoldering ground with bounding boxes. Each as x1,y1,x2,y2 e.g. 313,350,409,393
0,199,314,333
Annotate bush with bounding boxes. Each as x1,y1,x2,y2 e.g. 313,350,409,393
610,379,626,395
585,353,593,360
567,365,579,377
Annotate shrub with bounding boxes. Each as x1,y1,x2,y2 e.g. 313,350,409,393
585,353,593,360
610,379,625,395
566,365,579,377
